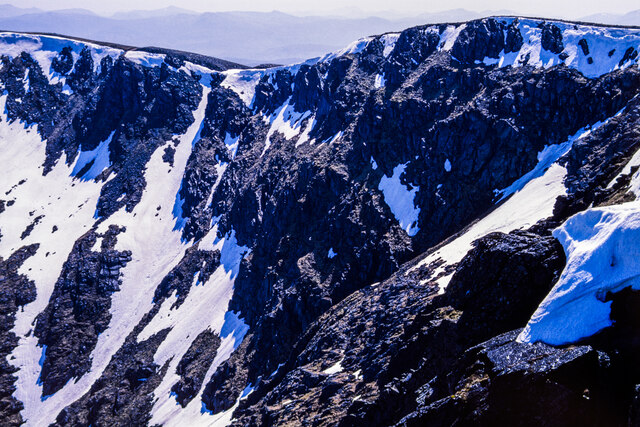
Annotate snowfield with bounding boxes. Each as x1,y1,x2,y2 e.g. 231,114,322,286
378,163,421,236
519,201,640,345
0,34,253,425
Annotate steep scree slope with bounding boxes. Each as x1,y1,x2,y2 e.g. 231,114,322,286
0,17,639,426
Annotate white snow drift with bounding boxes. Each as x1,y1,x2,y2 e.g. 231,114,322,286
519,201,640,345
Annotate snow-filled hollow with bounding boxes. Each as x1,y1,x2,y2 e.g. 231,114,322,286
378,163,420,237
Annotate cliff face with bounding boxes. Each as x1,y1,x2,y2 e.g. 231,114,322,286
0,18,640,426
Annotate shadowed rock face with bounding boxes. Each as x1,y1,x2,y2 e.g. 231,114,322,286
452,18,507,62
197,20,640,418
541,22,565,54
53,328,172,427
171,329,221,407
397,287,640,427
0,245,38,427
2,16,640,426
227,229,567,426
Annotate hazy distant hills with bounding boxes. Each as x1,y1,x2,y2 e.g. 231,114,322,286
581,10,640,26
0,4,41,18
0,4,637,65
0,5,501,65
110,6,198,20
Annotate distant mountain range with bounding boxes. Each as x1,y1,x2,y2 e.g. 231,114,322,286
581,9,640,26
0,4,637,65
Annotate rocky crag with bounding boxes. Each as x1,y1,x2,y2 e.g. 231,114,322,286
0,17,639,426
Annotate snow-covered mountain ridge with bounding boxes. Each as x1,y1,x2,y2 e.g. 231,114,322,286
0,16,639,425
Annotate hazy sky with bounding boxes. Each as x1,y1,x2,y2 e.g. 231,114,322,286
8,0,640,18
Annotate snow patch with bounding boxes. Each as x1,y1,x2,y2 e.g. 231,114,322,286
224,133,240,158
221,69,264,108
322,358,344,375
374,73,386,88
519,201,640,345
320,37,374,62
71,131,114,181
140,223,250,425
4,86,211,427
479,19,640,78
0,32,122,82
295,117,316,147
370,157,378,170
610,148,640,186
497,112,621,202
326,130,343,145
157,324,249,427
378,163,420,237
0,96,115,424
412,164,569,293
410,107,629,294
380,33,400,57
90,236,103,252
261,98,311,155
124,50,166,67
439,24,466,52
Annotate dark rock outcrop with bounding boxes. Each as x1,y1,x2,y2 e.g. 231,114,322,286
200,25,640,413
452,18,506,63
51,46,74,75
34,226,131,397
172,329,221,407
4,18,640,426
53,328,171,427
399,330,607,426
402,285,640,426
541,22,564,54
0,245,38,427
152,246,220,309
229,228,565,425
578,38,590,56
505,20,524,53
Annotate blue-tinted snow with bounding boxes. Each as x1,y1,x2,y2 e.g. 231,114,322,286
378,163,420,237
261,98,312,155
380,33,400,57
124,50,165,68
319,36,374,63
220,311,250,351
218,229,250,279
71,131,114,181
221,69,265,108
224,132,240,158
240,383,254,399
519,201,640,345
370,157,378,170
0,32,122,84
